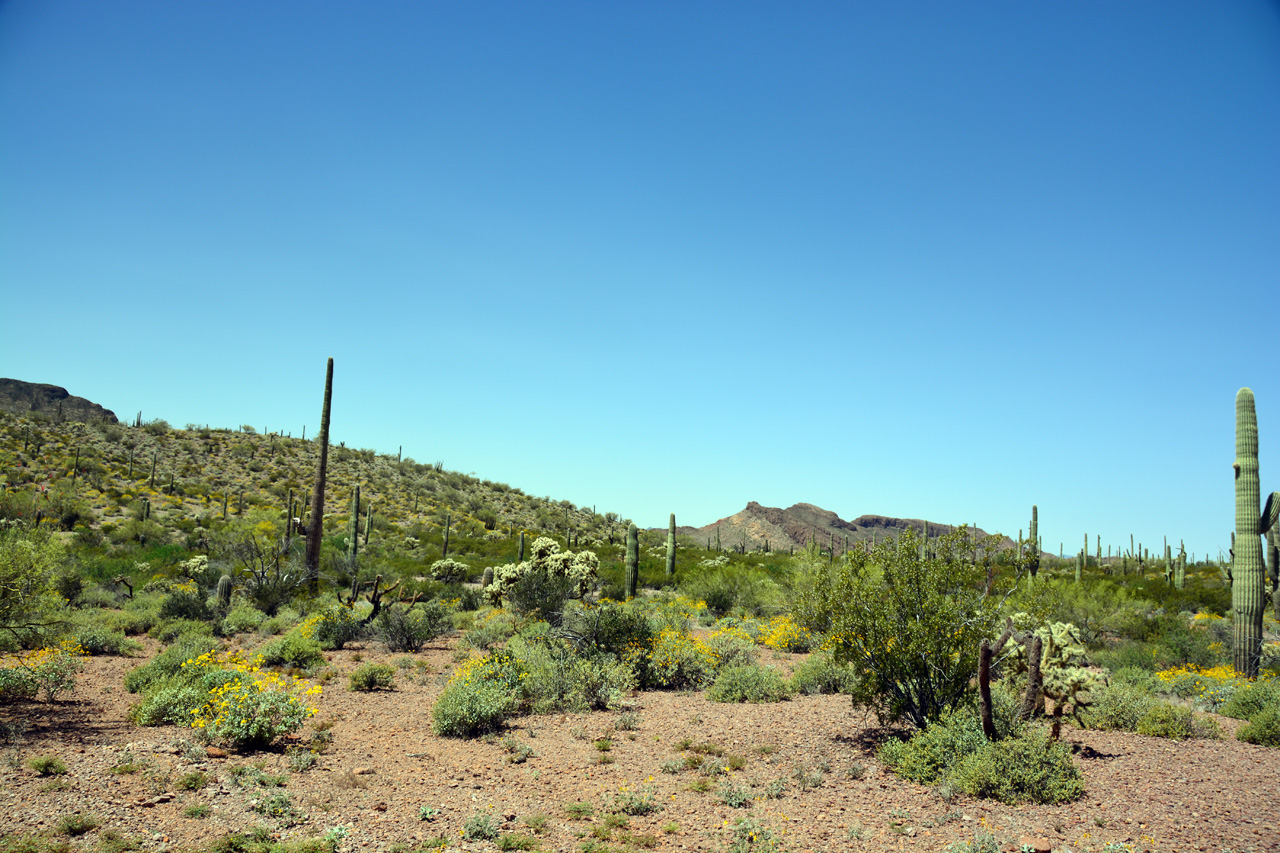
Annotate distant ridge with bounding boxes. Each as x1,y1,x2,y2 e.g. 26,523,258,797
673,501,1015,552
0,378,118,424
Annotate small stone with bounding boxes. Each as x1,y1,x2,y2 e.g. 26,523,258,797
353,767,376,775
206,747,228,759
503,812,515,822
1018,837,1052,853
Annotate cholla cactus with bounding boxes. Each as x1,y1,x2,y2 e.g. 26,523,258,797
1007,621,1100,738
483,537,599,605
430,558,470,584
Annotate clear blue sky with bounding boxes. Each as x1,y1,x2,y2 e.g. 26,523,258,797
3,1,1278,559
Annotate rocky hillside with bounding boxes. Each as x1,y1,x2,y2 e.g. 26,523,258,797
677,500,1015,552
0,378,118,423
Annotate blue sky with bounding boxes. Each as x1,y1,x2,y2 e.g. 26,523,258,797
2,1,1277,559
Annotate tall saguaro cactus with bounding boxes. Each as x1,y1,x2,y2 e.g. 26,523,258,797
1232,388,1280,677
625,522,639,599
666,513,677,578
348,484,361,563
305,357,334,586
1028,506,1040,577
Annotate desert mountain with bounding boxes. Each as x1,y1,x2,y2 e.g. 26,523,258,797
0,378,118,424
675,501,1015,553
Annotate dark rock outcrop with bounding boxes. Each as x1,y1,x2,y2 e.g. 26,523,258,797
0,378,118,424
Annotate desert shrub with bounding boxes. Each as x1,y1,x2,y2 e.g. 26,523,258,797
258,632,324,670
349,663,396,692
431,649,524,736
878,706,989,784
463,610,517,650
159,589,213,623
28,754,67,776
70,625,135,657
704,627,758,672
678,563,780,617
789,651,857,695
1220,678,1280,721
378,601,451,653
505,566,576,626
220,603,267,636
1079,681,1156,731
707,664,792,703
151,618,214,645
1236,705,1280,747
1109,665,1159,692
77,584,123,609
509,634,634,713
124,633,220,694
1154,663,1239,710
950,728,1085,804
0,640,86,702
186,649,320,749
1135,702,1222,740
128,681,208,726
301,605,365,650
560,600,655,657
793,527,1004,728
759,615,812,652
640,629,716,689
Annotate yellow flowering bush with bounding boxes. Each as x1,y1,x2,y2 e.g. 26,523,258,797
1155,663,1243,711
432,648,524,736
183,650,320,748
760,616,813,653
0,639,86,702
640,629,717,689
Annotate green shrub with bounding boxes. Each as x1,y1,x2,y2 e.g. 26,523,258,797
70,625,135,656
1078,681,1156,732
561,600,655,657
950,729,1085,804
128,681,208,726
792,527,1003,728
462,813,499,841
1219,678,1280,721
707,664,792,703
432,677,520,737
57,813,99,837
1236,705,1280,747
378,601,451,652
124,634,221,694
878,707,988,784
159,590,213,623
348,663,396,692
641,629,716,689
1135,702,1221,740
258,632,324,669
28,755,67,776
704,629,758,672
220,603,267,636
151,618,214,645
678,563,780,617
511,635,634,713
789,651,858,695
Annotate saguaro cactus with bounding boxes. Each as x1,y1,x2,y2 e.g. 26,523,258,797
1028,506,1040,577
305,358,334,585
443,514,451,558
216,574,233,611
348,484,361,563
1232,388,1280,677
625,522,639,599
518,530,525,564
666,513,677,578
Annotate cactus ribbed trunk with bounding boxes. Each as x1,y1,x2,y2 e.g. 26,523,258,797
348,484,361,563
518,530,525,564
216,574,233,611
625,522,639,599
305,357,333,586
443,514,451,558
482,566,493,589
1028,506,1039,577
1268,526,1280,619
1233,388,1265,677
364,501,373,546
666,513,677,578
